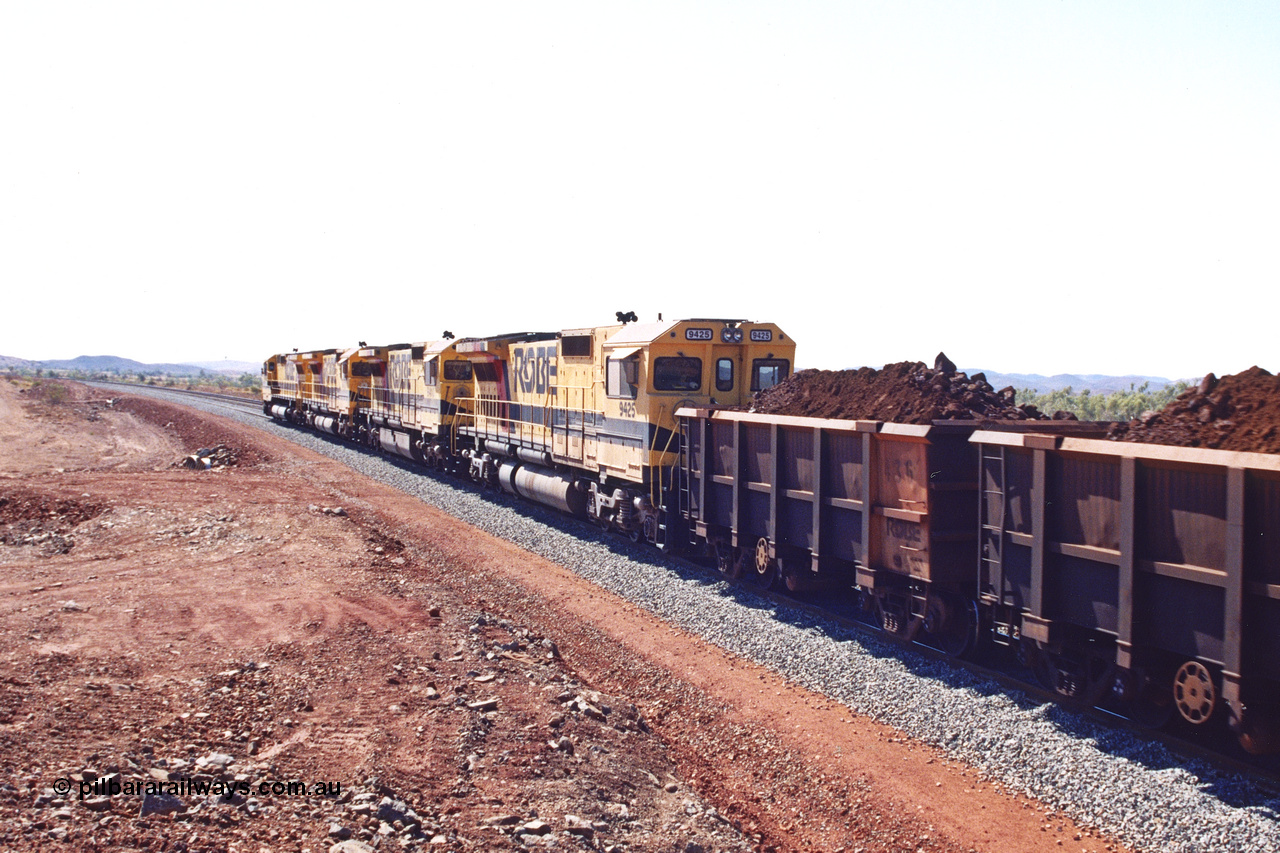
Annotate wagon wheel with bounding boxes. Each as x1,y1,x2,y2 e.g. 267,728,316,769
1030,647,1114,707
1173,661,1217,725
922,594,979,659
874,594,920,642
1111,667,1175,730
641,514,659,545
749,537,778,589
712,540,743,579
1129,692,1176,730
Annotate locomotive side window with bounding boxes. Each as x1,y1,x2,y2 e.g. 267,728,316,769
424,357,438,386
715,358,734,392
561,334,592,358
654,357,702,392
606,357,639,399
751,358,789,392
444,360,473,381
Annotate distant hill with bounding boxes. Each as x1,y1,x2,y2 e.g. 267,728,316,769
965,369,1188,395
0,355,41,370
1,354,243,377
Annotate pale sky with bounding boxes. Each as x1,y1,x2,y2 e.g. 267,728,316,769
3,2,1277,379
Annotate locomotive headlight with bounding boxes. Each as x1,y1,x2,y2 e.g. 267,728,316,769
733,328,743,342
721,327,735,342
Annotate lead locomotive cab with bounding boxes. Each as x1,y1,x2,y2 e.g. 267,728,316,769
454,318,794,546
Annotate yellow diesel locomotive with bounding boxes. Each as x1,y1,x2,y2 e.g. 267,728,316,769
262,317,795,545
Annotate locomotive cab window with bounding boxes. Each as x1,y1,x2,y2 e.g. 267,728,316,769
751,358,789,392
424,357,438,386
606,356,639,399
654,357,702,392
715,358,734,392
443,360,473,382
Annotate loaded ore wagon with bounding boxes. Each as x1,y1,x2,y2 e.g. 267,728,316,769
676,407,1098,656
973,429,1280,752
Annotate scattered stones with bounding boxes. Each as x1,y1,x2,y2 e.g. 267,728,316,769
138,793,185,817
175,444,238,470
518,819,551,836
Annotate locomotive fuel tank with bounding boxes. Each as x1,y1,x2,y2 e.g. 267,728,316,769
497,461,588,516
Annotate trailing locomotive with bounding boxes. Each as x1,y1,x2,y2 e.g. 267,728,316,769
263,320,1280,755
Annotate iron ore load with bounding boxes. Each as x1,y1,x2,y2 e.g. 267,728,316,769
264,327,1280,755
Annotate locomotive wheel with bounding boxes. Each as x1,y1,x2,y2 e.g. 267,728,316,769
750,537,778,589
1173,661,1216,724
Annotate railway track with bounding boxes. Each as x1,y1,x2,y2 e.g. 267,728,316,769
91,381,262,415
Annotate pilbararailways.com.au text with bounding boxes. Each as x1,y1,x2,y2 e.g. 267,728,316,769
53,776,341,800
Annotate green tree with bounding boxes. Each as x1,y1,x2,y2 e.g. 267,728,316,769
1017,382,1190,422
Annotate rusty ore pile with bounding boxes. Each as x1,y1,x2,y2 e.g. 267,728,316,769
750,354,1063,425
1108,367,1280,453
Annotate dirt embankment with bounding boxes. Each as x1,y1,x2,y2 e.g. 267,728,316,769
0,378,1126,853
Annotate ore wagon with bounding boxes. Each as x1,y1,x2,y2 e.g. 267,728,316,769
973,429,1280,752
677,409,998,653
